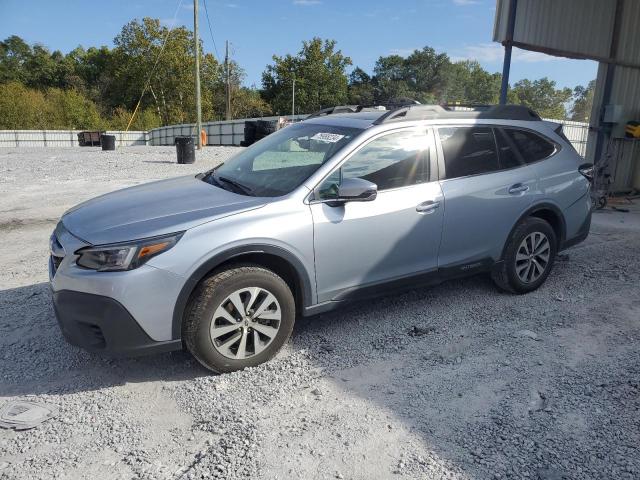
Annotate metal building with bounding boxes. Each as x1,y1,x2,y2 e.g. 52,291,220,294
494,0,640,192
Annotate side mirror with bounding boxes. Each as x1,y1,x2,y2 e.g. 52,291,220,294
327,178,377,206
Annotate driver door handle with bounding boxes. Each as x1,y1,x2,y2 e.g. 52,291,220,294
508,183,530,194
416,201,440,214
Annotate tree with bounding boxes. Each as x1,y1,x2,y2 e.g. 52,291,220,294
508,78,572,118
44,87,105,129
347,67,375,105
367,47,450,104
262,37,352,114
0,36,31,84
443,60,501,104
109,18,217,125
0,81,48,129
110,106,160,130
229,88,272,119
372,54,414,103
403,47,449,98
0,81,106,129
571,80,595,122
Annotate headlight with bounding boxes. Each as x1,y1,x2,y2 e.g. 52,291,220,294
75,232,183,272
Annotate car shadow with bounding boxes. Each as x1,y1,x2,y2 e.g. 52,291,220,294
0,272,498,399
0,282,212,398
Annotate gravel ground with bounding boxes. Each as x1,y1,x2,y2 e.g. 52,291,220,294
1,146,639,480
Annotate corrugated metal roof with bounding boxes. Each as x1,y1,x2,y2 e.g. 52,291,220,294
617,0,640,66
493,0,640,66
493,0,640,189
515,0,613,59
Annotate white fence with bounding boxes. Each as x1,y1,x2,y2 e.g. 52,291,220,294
542,118,589,157
0,116,590,156
0,130,148,148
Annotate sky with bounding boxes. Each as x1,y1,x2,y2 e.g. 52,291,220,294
0,0,598,90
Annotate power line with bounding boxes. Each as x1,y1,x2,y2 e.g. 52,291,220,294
203,0,220,60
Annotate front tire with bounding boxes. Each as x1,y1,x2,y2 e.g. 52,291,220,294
183,265,295,373
492,217,557,294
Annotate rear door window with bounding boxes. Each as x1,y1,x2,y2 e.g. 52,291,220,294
495,129,524,170
438,127,499,179
503,129,556,164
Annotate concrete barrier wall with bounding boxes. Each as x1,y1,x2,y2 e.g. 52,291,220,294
0,117,589,156
0,130,148,147
148,115,309,147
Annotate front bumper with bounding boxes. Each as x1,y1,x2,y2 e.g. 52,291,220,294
52,290,182,356
49,221,186,355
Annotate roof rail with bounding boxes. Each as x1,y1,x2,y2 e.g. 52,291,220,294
306,98,422,119
306,105,360,119
372,104,541,125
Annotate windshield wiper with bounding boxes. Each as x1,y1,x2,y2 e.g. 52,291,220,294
214,175,254,196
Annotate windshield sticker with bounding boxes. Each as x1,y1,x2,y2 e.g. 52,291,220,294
310,132,345,143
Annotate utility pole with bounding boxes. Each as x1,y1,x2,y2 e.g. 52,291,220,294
292,72,296,118
193,0,202,148
225,40,231,120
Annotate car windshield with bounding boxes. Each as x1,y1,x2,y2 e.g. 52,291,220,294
202,123,362,197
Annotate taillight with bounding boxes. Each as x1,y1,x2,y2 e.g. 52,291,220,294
579,163,594,181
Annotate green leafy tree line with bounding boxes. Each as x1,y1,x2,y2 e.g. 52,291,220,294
262,41,594,120
0,25,594,130
0,20,271,130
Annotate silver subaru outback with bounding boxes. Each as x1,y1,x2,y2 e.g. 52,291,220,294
50,104,592,373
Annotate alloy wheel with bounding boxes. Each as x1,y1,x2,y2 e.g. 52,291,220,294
209,287,282,359
515,231,551,284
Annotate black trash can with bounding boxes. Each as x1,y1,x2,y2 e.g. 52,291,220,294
101,134,116,151
175,136,195,164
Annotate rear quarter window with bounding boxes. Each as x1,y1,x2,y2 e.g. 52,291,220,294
438,127,500,179
504,129,556,164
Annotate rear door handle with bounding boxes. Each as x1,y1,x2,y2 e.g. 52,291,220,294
416,201,440,214
508,183,530,194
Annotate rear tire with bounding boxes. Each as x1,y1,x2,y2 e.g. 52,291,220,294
492,217,557,294
183,265,295,373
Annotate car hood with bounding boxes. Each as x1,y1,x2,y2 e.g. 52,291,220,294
62,175,266,245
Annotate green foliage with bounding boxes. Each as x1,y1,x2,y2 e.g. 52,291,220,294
0,82,48,129
443,60,501,104
0,28,595,130
108,107,161,131
346,49,497,106
0,81,107,130
261,37,352,114
508,78,572,119
571,80,595,122
347,67,375,105
229,88,272,119
45,88,106,129
0,25,268,129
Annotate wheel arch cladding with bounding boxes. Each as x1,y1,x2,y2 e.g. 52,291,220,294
171,245,312,339
501,203,566,260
